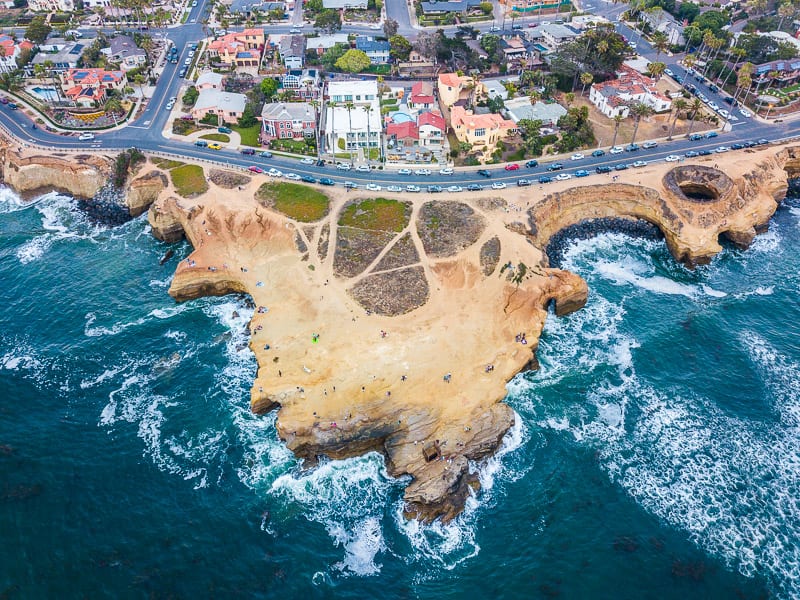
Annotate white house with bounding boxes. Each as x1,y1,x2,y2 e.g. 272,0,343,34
28,0,73,10
323,0,366,7
589,65,672,119
323,79,381,155
540,23,580,49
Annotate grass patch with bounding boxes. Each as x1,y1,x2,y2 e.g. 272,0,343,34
339,198,411,232
256,182,330,222
200,133,230,142
232,123,261,147
269,137,316,154
152,157,185,169
170,164,208,197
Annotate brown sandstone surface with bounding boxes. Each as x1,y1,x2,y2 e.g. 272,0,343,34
2,151,110,199
145,144,792,522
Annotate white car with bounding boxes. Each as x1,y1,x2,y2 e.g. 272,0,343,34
78,132,95,141
609,146,624,154
267,168,283,177
165,100,174,110
739,108,752,118
188,51,195,59
356,165,371,172
489,26,501,32
398,168,412,175
665,154,680,162
708,102,720,111
718,108,730,118
570,153,585,161
665,68,674,78
366,183,382,191
491,182,507,189
554,173,572,180
300,157,314,164
285,173,301,180
715,146,729,153
414,168,431,176
439,167,454,175
386,185,403,192
632,160,647,168
336,163,351,171
406,185,421,192
446,185,463,192
728,114,739,122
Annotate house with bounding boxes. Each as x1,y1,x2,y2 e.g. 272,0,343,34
437,72,481,108
641,7,685,46
28,0,73,10
309,33,349,55
0,35,34,75
398,50,436,77
355,36,390,65
752,58,800,88
61,67,127,107
38,37,70,53
260,101,316,141
207,30,264,68
282,68,321,98
107,35,146,72
386,120,419,153
196,71,225,91
230,0,284,16
323,0,367,7
26,42,83,76
499,0,570,13
408,81,435,110
501,36,529,65
417,110,446,148
279,34,306,69
191,89,248,123
589,65,672,119
483,80,509,100
539,23,580,49
569,14,611,29
420,0,480,14
449,104,516,154
504,96,567,126
323,80,381,155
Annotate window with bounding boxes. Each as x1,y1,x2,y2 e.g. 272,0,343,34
475,128,486,137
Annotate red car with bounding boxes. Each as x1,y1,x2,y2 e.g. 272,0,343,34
248,166,263,173
504,163,520,171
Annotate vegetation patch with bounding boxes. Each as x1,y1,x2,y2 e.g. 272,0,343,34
339,198,411,232
374,232,419,272
318,223,330,262
334,227,396,278
479,236,501,276
113,147,145,188
200,133,230,143
349,266,429,316
256,182,330,222
417,201,486,258
232,123,261,147
151,157,184,170
169,164,208,198
208,168,251,189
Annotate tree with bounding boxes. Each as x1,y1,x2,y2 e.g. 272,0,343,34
362,104,374,164
25,16,52,44
314,9,341,33
564,92,575,107
651,31,669,59
336,49,371,73
383,17,399,38
238,103,258,128
183,86,199,106
321,43,347,69
777,1,796,32
479,33,500,58
389,34,412,62
686,97,704,134
479,1,492,13
549,26,628,81
413,30,441,61
611,113,624,147
0,72,22,92
629,102,654,145
260,77,278,100
668,98,687,140
647,61,666,80
579,72,593,96
344,101,355,162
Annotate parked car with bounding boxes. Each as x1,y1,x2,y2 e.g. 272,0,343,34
491,182,507,189
555,173,572,181
731,143,744,150
336,163,352,170
591,149,605,157
316,159,325,167
642,141,658,149
194,140,208,147
427,185,443,193
665,68,674,77
739,108,753,118
689,133,704,141
698,149,712,156
300,157,314,165
525,159,539,168
248,166,264,173
439,167,454,175
516,178,532,186
7,102,18,110
625,143,640,152
714,146,729,153
356,165,371,172
301,175,316,183
414,168,431,175
78,132,95,141
477,169,492,177
705,131,718,138
387,185,403,192
609,146,624,154
632,160,647,167
570,153,585,161
319,177,335,186
466,184,483,191
446,185,463,192
547,163,564,171
218,126,232,134
757,138,769,145
538,175,553,183
614,163,629,170
0,97,8,104
285,173,302,180
259,151,273,158
366,183,382,191
398,168,412,175
344,181,358,189
685,150,699,158
574,169,590,177
665,155,680,162
595,165,612,174
267,168,283,177
504,163,520,171
240,148,255,155
406,185,421,192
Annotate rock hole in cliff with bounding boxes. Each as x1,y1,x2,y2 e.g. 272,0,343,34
678,183,718,202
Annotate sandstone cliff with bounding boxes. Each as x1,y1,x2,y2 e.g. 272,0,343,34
3,152,110,199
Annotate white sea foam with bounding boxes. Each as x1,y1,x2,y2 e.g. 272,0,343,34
84,305,193,338
0,185,33,214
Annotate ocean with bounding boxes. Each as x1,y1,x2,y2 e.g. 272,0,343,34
1,185,797,599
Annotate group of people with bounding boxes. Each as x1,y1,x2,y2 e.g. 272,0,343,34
515,332,528,346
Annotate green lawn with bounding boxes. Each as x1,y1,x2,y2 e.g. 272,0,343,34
152,158,184,169
232,124,261,147
170,164,208,197
269,137,316,154
256,182,330,222
339,198,411,232
200,133,230,142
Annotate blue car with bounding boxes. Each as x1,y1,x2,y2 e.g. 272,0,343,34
705,131,718,138
591,149,605,157
575,169,590,177
538,175,553,183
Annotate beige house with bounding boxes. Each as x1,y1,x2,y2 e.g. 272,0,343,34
449,105,516,155
191,89,248,124
437,72,483,108
195,71,225,92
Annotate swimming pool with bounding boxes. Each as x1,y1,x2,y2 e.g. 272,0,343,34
29,86,59,102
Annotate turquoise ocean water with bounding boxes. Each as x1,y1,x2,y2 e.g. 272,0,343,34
1,186,798,598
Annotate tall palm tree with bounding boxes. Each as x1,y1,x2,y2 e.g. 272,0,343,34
611,113,624,147
528,89,542,106
564,92,575,108
344,101,355,164
309,99,320,159
686,97,704,135
648,61,666,81
328,100,337,162
651,31,669,59
362,104,373,166
722,47,747,89
777,1,796,32
629,102,654,145
579,72,593,97
668,98,688,140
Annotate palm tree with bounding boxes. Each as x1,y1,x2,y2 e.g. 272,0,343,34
648,61,666,81
777,1,796,32
629,102,654,145
309,99,320,159
362,104,373,166
651,31,669,59
722,47,747,89
668,98,688,140
683,53,697,73
528,89,542,106
686,97,704,135
564,92,575,108
579,72,593,97
328,100,337,162
611,113,624,147
344,101,355,164
0,72,21,92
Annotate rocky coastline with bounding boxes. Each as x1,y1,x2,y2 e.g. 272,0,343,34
2,139,794,523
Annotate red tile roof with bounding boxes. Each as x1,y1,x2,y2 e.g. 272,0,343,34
386,120,419,140
417,111,445,130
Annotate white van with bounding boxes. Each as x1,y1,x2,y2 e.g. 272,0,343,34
65,30,83,38
78,133,95,141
